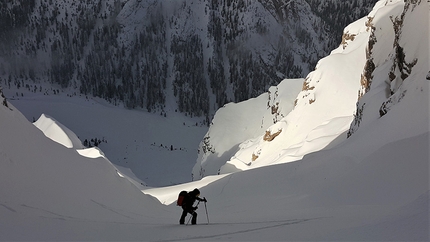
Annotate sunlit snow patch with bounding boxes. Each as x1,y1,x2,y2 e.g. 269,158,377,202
76,147,106,158
33,114,84,149
143,174,229,205
33,113,147,186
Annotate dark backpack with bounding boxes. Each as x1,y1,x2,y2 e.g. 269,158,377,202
177,190,188,206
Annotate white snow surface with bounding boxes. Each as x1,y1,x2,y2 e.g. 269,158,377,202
0,0,428,241
33,114,85,149
196,3,372,175
5,92,207,187
192,78,304,178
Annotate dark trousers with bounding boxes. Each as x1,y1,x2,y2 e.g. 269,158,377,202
179,207,197,224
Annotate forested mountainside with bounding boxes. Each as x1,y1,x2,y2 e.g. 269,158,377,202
0,0,376,121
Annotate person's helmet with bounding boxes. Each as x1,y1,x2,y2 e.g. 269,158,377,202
192,188,200,197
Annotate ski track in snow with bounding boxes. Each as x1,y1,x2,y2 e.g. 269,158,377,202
0,203,17,213
156,218,319,242
90,199,134,219
20,204,78,220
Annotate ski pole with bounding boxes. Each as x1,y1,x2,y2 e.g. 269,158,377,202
204,200,209,224
186,213,193,225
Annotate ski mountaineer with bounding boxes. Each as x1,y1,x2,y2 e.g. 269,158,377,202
179,188,207,225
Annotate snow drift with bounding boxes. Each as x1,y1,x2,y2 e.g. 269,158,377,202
33,114,85,149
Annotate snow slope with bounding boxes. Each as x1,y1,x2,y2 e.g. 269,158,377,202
0,81,428,241
192,78,304,179
4,90,207,187
191,10,373,177
0,102,173,240
33,114,85,149
0,0,428,240
194,0,430,178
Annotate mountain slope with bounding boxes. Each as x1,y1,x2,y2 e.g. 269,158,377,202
1,74,428,241
0,0,376,119
0,100,172,240
4,88,208,187
193,0,429,179
0,0,428,240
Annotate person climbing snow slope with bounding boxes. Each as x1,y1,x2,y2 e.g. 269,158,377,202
179,188,207,225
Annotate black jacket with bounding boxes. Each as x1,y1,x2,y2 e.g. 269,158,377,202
182,190,204,210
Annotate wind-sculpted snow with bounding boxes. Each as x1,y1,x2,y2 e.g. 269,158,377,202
33,114,99,156
34,111,148,187
34,114,84,149
192,78,304,179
